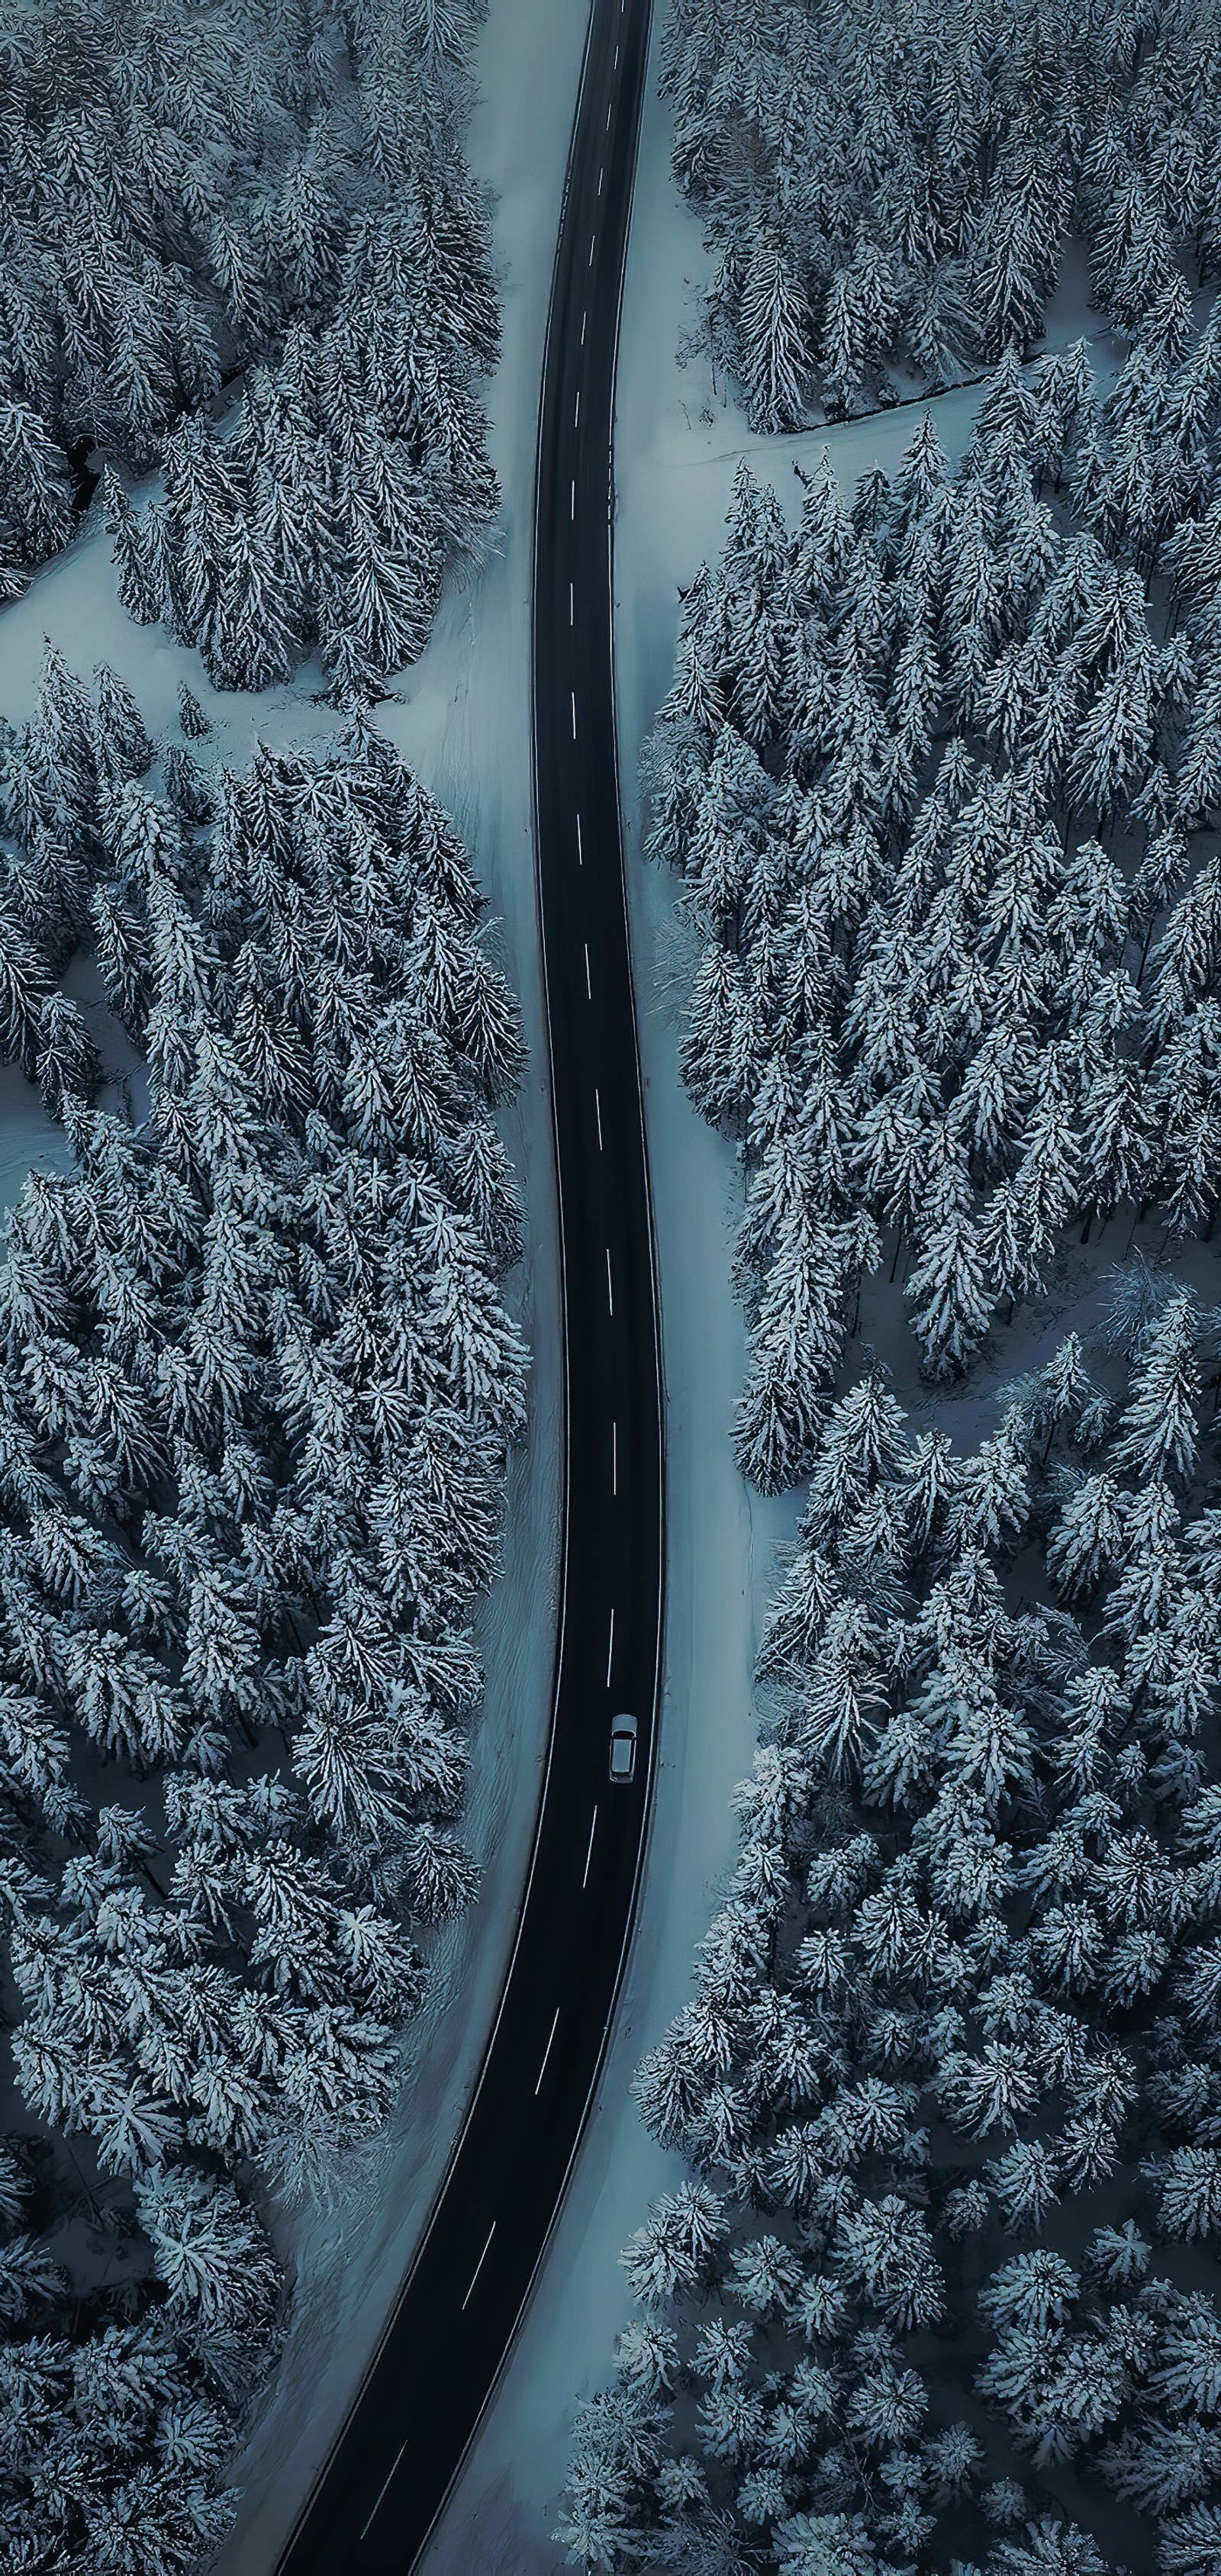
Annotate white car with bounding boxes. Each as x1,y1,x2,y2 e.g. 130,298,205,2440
609,1712,638,1784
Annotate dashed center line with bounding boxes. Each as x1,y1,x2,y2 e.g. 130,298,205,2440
461,2222,496,2313
606,1604,615,1687
582,1805,598,1889
359,2440,408,2542
576,811,584,865
594,1083,602,1148
588,230,596,266
569,580,575,625
606,1247,614,1315
575,386,581,427
612,1419,617,1493
570,477,575,519
584,942,591,998
571,688,577,738
598,166,604,194
534,2007,561,2096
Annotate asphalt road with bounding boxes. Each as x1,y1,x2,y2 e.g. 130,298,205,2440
275,1,662,2565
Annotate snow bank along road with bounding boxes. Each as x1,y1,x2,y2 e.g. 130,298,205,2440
275,1,661,2567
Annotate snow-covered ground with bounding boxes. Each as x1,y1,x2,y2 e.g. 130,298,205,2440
0,2,1143,2561
0,0,587,2558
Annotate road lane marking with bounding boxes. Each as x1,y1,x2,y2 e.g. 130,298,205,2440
461,2221,496,2312
584,942,591,997
359,2439,408,2541
569,580,574,624
535,2005,561,2095
612,1418,617,1492
594,1084,602,1148
614,41,619,62
575,387,581,427
589,230,596,265
598,166,604,194
606,1604,615,1686
606,1247,614,1315
581,310,587,343
571,688,577,737
606,97,613,126
582,1806,598,1888
576,810,584,865
570,477,575,518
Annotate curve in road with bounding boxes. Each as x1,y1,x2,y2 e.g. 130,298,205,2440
275,1,661,2565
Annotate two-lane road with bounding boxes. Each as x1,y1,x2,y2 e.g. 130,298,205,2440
276,0,660,2565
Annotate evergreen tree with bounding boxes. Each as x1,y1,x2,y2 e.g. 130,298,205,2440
35,993,102,1119
1112,1293,1200,1486
178,684,212,741
738,225,811,434
906,1206,993,1380
101,465,164,625
0,398,75,568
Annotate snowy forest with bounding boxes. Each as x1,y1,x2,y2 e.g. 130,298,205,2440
0,657,527,2568
0,0,520,2555
559,1315,1221,2576
1,0,498,699
646,321,1221,1492
659,0,1221,427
